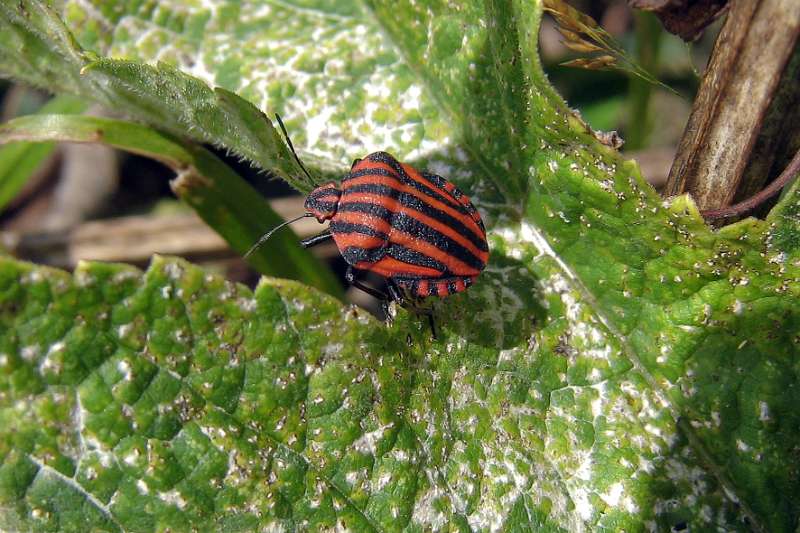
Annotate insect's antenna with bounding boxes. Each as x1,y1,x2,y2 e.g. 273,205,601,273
275,114,314,183
244,213,314,259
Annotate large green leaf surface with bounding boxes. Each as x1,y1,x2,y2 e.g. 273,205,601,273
2,0,800,531
61,0,450,172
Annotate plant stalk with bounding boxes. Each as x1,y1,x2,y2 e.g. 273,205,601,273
665,0,800,211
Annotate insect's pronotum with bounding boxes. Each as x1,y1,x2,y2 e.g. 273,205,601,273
247,116,489,332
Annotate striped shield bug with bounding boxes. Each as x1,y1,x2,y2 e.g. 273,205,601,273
246,116,489,333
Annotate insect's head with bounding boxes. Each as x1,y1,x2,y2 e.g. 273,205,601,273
304,182,342,222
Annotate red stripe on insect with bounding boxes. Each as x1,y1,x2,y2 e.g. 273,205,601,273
342,175,485,238
334,211,392,234
436,281,449,297
389,230,481,277
355,160,463,212
396,162,463,210
416,279,430,296
356,257,442,279
340,192,487,261
339,191,401,213
332,232,386,251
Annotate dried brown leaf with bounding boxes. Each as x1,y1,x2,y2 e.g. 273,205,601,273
561,55,618,70
543,0,599,33
555,26,583,43
561,39,604,53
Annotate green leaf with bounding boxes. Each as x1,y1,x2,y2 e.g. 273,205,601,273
0,94,86,211
0,255,405,532
0,114,342,298
0,2,317,192
2,1,800,531
0,0,452,193
374,1,800,529
765,173,800,255
62,0,449,171
366,1,800,528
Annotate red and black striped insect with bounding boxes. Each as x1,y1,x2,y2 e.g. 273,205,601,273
247,116,489,331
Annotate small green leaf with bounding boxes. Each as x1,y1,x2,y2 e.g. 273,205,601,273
0,2,318,192
0,114,342,298
0,94,86,211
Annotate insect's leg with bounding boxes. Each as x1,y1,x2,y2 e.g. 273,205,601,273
389,280,437,338
376,281,406,325
345,266,389,301
427,312,438,339
300,230,333,248
408,305,437,339
346,267,393,322
386,282,404,307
